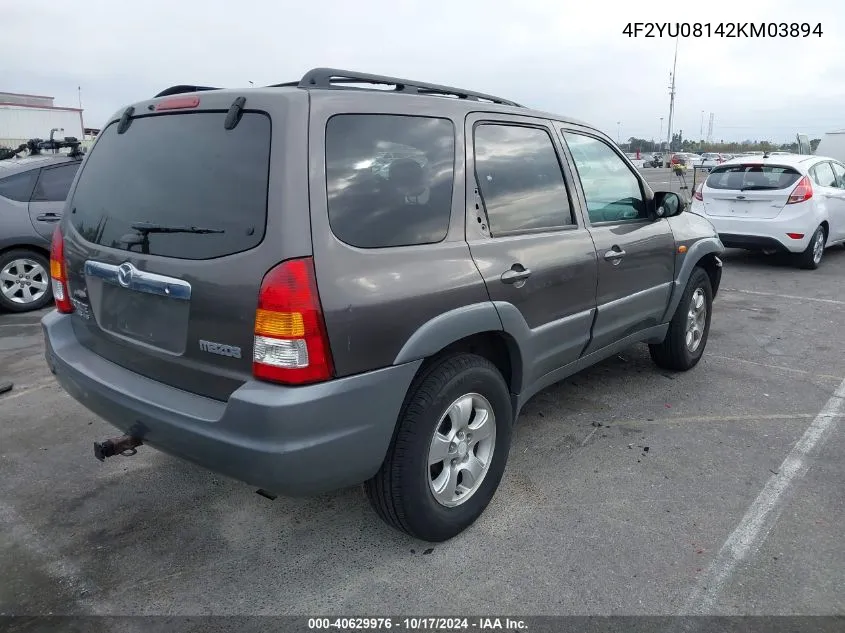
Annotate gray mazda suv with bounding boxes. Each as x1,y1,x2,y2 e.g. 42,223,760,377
42,68,723,541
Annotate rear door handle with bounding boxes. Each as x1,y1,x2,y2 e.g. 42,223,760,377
500,266,532,284
36,213,61,222
604,248,626,261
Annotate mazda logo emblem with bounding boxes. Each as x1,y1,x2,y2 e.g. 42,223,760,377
117,263,134,288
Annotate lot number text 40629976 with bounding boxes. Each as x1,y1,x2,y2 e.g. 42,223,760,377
622,22,823,38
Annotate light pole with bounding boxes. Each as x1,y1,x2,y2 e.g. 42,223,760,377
659,117,664,146
667,37,678,151
617,121,621,145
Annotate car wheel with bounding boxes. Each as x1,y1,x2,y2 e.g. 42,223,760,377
795,225,825,270
649,266,713,371
365,353,513,542
0,249,53,313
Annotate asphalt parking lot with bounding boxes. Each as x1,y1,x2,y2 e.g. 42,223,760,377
2,169,843,620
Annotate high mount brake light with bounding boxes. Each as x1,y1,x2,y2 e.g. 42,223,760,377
154,96,200,111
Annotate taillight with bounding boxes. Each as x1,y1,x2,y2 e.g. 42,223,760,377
787,176,813,204
252,257,334,385
49,226,73,314
693,183,704,201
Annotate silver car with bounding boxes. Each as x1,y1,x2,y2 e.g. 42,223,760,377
0,154,83,312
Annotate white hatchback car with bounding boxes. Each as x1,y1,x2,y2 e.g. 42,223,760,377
690,154,845,269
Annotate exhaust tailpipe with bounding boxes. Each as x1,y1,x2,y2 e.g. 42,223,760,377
94,435,143,461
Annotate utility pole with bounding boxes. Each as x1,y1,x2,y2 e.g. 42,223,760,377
700,110,704,143
659,117,663,142
78,86,84,137
617,121,621,145
666,37,678,151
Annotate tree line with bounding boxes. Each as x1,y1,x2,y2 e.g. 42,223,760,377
623,133,821,154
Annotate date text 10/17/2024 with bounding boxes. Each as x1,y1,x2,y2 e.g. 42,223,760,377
308,618,528,630
623,22,823,38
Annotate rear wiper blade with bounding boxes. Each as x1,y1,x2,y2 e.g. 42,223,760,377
129,222,225,235
739,186,778,191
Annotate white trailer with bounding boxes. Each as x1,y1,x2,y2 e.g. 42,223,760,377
0,92,85,147
815,130,845,163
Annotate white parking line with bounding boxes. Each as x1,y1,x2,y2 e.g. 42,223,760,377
721,288,845,306
706,353,844,381
681,376,845,614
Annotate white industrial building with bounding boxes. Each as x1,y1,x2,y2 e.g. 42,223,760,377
0,91,85,148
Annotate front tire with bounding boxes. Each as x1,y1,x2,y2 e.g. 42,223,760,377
365,353,513,542
795,225,825,270
649,266,713,371
0,249,53,313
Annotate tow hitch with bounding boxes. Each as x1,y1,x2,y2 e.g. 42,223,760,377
94,435,143,461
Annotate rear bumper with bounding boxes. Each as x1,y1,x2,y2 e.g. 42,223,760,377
688,205,819,253
718,234,791,253
42,311,421,495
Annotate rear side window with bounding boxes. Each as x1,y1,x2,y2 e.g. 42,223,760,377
325,114,455,249
831,162,845,188
0,170,38,202
69,112,271,260
810,162,836,188
32,163,80,202
474,124,574,234
705,165,801,191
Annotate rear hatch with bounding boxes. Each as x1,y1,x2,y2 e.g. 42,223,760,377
701,163,802,219
61,90,307,400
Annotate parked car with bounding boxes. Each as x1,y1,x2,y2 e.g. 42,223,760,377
690,154,845,268
643,153,663,168
700,153,726,168
0,152,83,312
42,68,724,541
670,152,702,168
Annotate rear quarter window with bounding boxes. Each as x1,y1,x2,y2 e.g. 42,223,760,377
705,165,801,191
325,114,455,248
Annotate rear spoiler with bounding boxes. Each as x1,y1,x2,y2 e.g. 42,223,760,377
154,85,221,98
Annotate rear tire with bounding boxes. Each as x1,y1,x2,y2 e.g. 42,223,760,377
0,249,53,313
649,266,713,371
365,353,513,542
795,225,825,270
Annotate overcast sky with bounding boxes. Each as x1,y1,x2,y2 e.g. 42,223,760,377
6,0,843,143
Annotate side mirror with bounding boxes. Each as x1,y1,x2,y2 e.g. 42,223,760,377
654,191,686,218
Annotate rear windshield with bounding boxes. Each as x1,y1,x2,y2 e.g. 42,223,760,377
69,111,271,259
705,165,801,191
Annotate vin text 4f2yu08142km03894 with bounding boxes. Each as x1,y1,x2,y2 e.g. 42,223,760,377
42,68,723,541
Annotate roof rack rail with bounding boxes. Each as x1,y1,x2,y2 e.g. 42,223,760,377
154,85,221,98
296,67,523,107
